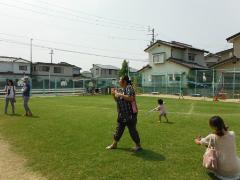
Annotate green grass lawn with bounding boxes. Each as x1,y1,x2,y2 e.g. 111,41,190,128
0,95,240,180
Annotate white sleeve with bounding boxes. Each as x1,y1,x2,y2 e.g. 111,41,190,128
200,134,215,146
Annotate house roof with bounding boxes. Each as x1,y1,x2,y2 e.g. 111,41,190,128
144,40,208,53
210,56,240,68
33,62,75,67
205,53,221,58
168,58,209,70
94,64,120,70
137,64,152,72
215,48,233,55
0,56,30,63
129,67,138,73
59,62,81,69
227,32,240,42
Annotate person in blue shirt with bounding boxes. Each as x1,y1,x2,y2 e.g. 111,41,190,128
22,78,32,116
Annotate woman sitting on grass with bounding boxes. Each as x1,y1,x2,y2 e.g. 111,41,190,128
195,116,240,179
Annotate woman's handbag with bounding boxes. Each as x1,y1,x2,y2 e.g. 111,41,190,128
203,137,218,170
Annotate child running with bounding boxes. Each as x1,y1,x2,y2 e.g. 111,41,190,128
153,99,169,123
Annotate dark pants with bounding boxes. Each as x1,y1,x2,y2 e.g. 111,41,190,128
114,113,140,145
5,98,15,114
23,96,32,114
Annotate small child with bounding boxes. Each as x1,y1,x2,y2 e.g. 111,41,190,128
154,99,169,123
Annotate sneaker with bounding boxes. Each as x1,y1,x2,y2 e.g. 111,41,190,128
132,146,143,152
106,144,117,150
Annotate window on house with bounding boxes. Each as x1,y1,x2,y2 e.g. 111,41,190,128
153,53,165,64
39,66,50,72
54,67,63,74
109,69,112,75
19,65,27,71
33,66,36,72
188,53,195,61
168,74,181,81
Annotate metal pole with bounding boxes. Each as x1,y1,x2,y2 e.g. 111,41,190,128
212,68,215,98
233,63,236,98
195,70,197,94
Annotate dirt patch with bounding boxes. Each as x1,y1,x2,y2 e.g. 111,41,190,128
0,137,46,180
138,93,240,103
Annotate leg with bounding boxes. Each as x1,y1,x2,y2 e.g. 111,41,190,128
127,114,141,148
113,121,126,142
10,98,15,114
4,98,9,114
24,97,32,115
159,115,162,122
164,114,169,122
106,116,126,149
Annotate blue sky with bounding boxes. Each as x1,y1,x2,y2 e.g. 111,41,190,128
0,0,239,71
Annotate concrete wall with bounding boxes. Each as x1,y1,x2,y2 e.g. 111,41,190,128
233,37,240,58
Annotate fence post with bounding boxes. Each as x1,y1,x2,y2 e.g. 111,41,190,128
233,65,236,98
43,79,45,95
73,80,75,94
195,70,197,94
165,73,168,94
54,79,57,96
212,69,215,98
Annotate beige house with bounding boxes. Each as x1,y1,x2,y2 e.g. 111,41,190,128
211,32,240,93
139,40,208,93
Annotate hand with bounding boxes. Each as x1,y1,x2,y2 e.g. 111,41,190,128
111,88,116,95
115,92,122,98
194,136,201,145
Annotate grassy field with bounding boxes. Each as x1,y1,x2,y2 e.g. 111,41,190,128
0,95,240,180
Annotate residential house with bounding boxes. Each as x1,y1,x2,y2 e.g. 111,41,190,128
31,62,79,88
210,32,240,92
0,56,31,88
91,64,120,88
139,40,208,93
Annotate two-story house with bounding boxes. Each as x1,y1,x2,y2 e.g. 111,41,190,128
31,62,79,88
0,56,31,88
91,64,120,88
139,40,208,93
210,32,240,91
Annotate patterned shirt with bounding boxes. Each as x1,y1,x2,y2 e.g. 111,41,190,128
116,85,135,121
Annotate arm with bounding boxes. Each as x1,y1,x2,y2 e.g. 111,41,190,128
115,86,135,102
111,89,117,101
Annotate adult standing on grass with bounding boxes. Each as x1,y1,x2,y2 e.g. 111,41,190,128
4,79,16,115
195,116,240,179
106,75,142,151
22,78,32,116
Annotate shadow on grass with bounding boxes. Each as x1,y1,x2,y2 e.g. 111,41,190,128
27,115,40,119
207,172,221,180
117,148,165,161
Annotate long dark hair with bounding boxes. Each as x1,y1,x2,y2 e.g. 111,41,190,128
122,75,132,85
209,116,228,137
7,79,14,86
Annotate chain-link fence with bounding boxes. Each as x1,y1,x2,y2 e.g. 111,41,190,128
1,68,240,99
138,68,240,99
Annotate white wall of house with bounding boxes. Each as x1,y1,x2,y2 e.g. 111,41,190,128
32,64,73,77
141,61,190,87
147,44,172,66
0,61,30,74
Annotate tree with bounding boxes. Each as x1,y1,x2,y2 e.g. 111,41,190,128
119,60,129,77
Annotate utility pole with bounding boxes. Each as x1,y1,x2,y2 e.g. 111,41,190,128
148,28,156,45
50,49,54,64
30,38,33,77
49,49,54,90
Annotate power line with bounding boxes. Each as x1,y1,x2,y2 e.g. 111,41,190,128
0,38,148,62
0,1,148,32
13,0,148,30
0,32,146,56
34,0,149,29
